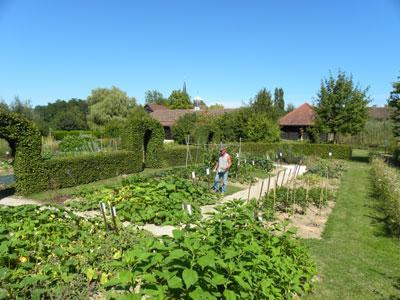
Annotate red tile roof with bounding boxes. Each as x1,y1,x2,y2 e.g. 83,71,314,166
279,102,315,126
368,107,391,120
144,103,169,112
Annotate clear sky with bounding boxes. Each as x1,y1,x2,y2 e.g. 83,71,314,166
0,0,399,108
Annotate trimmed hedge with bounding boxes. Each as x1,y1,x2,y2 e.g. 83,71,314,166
161,145,204,167
43,151,141,190
122,112,164,168
0,109,47,194
241,142,352,160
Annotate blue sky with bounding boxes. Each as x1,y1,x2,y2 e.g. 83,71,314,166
0,0,399,108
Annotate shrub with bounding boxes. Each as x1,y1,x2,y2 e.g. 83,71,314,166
52,130,102,140
304,157,346,178
371,158,400,237
161,144,205,167
59,135,99,152
43,151,141,190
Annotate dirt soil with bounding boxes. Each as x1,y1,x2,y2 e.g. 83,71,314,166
275,201,335,239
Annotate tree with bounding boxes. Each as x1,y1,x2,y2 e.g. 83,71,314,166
208,104,224,110
145,90,168,106
251,88,274,115
286,103,295,113
314,71,370,143
245,113,280,142
388,76,400,141
172,113,198,143
51,106,87,130
87,86,136,128
168,90,193,109
10,96,34,120
273,88,285,115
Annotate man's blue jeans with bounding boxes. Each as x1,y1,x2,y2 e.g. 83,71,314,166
214,171,228,193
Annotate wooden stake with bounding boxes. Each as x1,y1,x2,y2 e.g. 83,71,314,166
247,183,252,203
258,179,265,203
100,203,109,232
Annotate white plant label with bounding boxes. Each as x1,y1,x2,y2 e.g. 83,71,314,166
252,160,255,165
111,206,117,217
191,171,196,179
236,153,239,158
186,204,192,215
279,152,283,157
206,168,210,175
329,152,332,157
100,203,106,214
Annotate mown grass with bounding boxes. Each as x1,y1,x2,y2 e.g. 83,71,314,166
303,159,400,299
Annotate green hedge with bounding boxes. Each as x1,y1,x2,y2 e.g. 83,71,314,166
52,130,102,140
122,111,164,168
161,145,205,167
43,151,141,190
241,142,352,160
393,147,400,165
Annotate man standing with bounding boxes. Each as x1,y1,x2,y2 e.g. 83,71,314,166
213,146,232,194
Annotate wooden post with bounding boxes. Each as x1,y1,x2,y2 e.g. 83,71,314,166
247,183,252,203
258,179,265,203
100,203,109,232
266,175,271,208
185,135,190,168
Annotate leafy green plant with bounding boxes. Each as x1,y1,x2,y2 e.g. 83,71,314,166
68,175,220,225
59,134,100,152
104,201,316,299
305,157,346,178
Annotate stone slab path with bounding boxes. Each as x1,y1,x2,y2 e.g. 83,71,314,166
0,164,306,237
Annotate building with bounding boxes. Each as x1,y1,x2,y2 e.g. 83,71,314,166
279,102,315,140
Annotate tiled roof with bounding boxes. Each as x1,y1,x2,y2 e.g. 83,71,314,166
150,108,236,127
279,102,315,126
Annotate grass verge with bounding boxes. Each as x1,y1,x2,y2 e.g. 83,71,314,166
303,160,400,299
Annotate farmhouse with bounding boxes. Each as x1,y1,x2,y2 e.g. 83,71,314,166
279,102,315,140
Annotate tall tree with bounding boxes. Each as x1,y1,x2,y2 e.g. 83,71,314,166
251,88,274,116
273,88,285,115
145,90,167,105
285,103,295,113
168,90,193,109
87,86,136,128
388,76,400,141
314,71,370,143
9,96,34,120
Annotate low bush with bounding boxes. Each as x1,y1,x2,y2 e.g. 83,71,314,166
43,151,141,190
304,157,346,178
52,130,102,140
371,158,400,237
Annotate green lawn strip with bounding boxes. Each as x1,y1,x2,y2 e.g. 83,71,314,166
303,161,400,300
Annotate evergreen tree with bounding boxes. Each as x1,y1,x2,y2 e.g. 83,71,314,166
145,90,167,105
251,88,274,117
273,88,285,115
388,76,400,140
314,71,370,143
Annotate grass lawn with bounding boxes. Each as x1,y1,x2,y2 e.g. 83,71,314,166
303,159,400,299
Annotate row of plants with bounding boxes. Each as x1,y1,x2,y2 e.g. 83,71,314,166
0,201,317,299
67,175,220,225
370,158,400,237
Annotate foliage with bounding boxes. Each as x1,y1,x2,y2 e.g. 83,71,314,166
208,103,224,109
274,88,285,116
371,158,400,237
0,108,46,194
250,88,274,117
304,157,346,178
68,175,219,225
161,144,203,167
388,76,400,140
286,103,295,113
245,113,280,142
122,108,164,168
314,71,370,143
87,86,136,129
0,205,146,299
145,89,168,106
104,201,316,299
168,90,193,109
34,98,88,134
336,119,394,147
43,151,141,190
172,113,199,144
52,130,102,140
59,135,99,153
241,142,352,160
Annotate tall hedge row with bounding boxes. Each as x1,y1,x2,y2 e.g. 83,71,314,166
122,112,164,168
43,151,141,190
241,142,352,160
